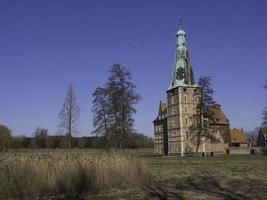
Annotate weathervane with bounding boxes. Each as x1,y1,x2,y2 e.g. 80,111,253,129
177,16,182,29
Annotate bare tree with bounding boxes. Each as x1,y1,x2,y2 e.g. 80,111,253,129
262,80,267,127
91,64,141,148
92,87,109,136
58,85,80,151
32,127,47,148
246,127,260,147
190,76,218,153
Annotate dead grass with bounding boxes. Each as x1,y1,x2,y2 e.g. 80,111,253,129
0,150,151,199
2,149,267,200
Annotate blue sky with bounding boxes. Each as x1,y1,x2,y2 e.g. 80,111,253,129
0,0,267,136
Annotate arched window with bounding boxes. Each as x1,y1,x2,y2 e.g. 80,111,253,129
186,131,189,140
184,95,187,102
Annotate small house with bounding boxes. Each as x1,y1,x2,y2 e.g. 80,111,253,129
229,128,249,147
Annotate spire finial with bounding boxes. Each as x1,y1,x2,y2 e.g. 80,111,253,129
178,16,182,30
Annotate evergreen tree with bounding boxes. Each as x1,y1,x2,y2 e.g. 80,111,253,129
262,80,267,127
58,85,80,150
190,76,218,153
92,64,141,148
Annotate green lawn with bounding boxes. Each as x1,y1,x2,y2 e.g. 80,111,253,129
92,150,267,200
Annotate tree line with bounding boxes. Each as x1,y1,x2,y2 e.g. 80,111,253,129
0,64,154,151
0,125,153,151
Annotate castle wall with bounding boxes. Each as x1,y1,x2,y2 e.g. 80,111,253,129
154,123,164,154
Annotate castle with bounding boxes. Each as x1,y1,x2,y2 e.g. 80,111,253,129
153,25,230,156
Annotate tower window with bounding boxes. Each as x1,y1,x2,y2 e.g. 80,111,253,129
185,117,188,125
184,106,187,113
183,88,187,92
186,131,189,140
184,95,187,102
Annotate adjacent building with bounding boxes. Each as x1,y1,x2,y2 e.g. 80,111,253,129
229,128,249,147
153,102,168,155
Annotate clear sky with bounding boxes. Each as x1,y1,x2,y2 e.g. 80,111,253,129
1,0,267,137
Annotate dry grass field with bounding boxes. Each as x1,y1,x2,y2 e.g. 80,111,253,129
0,149,150,199
1,149,267,200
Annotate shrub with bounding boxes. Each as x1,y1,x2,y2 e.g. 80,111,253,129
0,124,12,151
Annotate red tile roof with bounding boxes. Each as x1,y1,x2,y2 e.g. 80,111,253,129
209,106,229,125
230,128,248,144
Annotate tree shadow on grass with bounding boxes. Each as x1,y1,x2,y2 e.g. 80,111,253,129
175,176,251,200
144,185,184,200
143,175,267,200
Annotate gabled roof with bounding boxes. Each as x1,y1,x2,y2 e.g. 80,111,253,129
230,128,248,144
209,105,229,125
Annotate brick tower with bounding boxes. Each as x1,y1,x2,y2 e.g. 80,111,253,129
167,25,198,156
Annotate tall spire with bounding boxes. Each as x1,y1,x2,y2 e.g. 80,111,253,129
168,21,196,90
